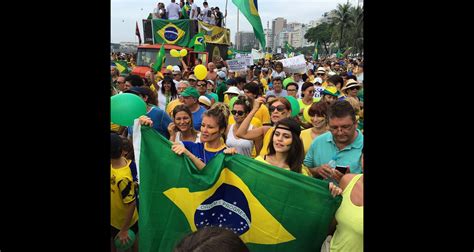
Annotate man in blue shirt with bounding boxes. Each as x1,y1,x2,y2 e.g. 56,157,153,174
304,100,363,183
181,86,207,131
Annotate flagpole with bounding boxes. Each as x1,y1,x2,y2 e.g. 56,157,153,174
224,0,228,27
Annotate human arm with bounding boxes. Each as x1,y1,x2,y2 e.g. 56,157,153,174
116,200,136,245
235,97,269,140
180,58,189,72
168,122,177,142
303,142,335,179
171,142,206,170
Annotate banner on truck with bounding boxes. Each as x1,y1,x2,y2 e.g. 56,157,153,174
198,21,231,45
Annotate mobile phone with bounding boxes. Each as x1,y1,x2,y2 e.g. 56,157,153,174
335,165,349,174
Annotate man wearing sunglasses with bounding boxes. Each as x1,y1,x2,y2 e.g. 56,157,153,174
315,67,327,87
304,100,363,183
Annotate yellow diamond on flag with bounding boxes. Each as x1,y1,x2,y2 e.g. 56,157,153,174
158,22,185,44
163,168,296,245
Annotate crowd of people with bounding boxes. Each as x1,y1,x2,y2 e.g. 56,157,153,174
110,54,364,251
153,0,226,27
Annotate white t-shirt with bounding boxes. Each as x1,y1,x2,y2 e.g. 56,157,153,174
167,3,181,20
226,124,254,157
190,3,198,19
271,70,286,79
176,131,201,143
201,7,212,23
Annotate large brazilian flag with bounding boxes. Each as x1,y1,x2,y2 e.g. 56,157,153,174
133,125,342,251
152,19,190,47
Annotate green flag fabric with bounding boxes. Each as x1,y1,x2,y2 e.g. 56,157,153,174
181,4,190,19
152,19,191,46
336,49,343,59
152,43,166,72
113,60,130,74
188,32,206,52
232,0,266,49
285,42,294,53
135,126,342,252
313,40,319,60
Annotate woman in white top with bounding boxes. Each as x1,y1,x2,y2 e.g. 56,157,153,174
225,96,260,157
168,105,201,143
158,76,178,111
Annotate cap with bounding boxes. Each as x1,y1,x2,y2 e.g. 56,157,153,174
188,74,197,81
223,86,242,95
124,86,148,96
198,96,211,107
321,86,340,97
206,79,215,85
180,86,200,98
225,78,237,86
172,65,181,74
217,71,226,79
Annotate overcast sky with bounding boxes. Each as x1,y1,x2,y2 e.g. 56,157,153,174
111,0,361,44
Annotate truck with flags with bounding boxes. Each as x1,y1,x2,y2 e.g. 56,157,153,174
131,18,231,78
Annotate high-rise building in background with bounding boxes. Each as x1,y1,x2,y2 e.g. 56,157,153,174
235,31,259,51
272,17,287,52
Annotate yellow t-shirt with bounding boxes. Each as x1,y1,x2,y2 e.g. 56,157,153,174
166,99,183,117
259,127,274,157
300,128,314,156
111,159,139,230
260,78,268,91
254,155,311,176
298,98,319,123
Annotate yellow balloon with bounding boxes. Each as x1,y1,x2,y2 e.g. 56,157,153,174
303,105,312,123
166,65,174,71
170,49,180,57
180,49,188,57
194,64,208,80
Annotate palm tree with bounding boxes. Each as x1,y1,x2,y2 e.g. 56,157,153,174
332,3,353,50
350,6,363,55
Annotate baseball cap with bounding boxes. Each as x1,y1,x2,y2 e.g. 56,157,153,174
217,71,226,79
180,87,200,98
224,86,242,95
188,74,197,81
198,96,212,107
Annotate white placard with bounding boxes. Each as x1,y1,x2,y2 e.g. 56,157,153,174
278,55,307,74
226,58,247,71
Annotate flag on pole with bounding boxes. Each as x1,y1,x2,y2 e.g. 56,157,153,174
232,0,266,49
285,42,294,54
134,125,342,252
188,32,206,52
135,21,142,45
336,48,343,59
313,40,319,60
113,60,130,74
152,43,166,72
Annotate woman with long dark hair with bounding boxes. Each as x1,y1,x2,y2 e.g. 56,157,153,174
254,118,311,176
168,105,201,143
158,76,178,111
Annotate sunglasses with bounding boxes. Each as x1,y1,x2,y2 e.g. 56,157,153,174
269,105,287,112
196,83,207,87
231,110,246,116
317,73,325,76
349,86,360,90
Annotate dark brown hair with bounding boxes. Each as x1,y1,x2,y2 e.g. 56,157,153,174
308,101,328,118
174,227,249,252
267,118,304,174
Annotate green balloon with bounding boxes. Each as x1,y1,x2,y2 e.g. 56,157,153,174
283,77,294,88
114,229,136,250
229,96,238,110
111,93,147,126
285,96,300,117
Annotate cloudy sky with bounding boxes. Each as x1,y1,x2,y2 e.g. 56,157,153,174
111,0,361,44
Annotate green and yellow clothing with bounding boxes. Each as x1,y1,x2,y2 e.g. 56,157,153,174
111,159,138,230
259,127,274,157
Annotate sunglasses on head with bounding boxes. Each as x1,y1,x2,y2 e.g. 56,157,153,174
269,105,287,112
231,110,246,116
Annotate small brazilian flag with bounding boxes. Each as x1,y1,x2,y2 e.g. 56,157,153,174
188,31,206,52
181,3,190,19
134,125,342,252
152,43,166,72
113,60,129,74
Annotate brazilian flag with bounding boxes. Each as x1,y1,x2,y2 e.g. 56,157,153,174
313,40,319,60
153,19,190,46
113,60,129,74
285,42,294,54
188,32,206,52
134,126,342,251
181,3,190,19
